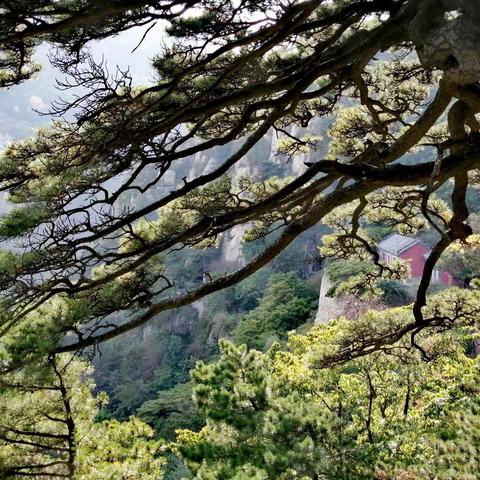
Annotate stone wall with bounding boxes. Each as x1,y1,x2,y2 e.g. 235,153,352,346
315,271,385,324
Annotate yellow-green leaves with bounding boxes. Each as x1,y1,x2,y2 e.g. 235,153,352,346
175,290,480,479
0,356,165,479
76,417,165,480
276,134,322,157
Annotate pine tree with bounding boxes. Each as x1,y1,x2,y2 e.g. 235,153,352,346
0,0,480,412
0,355,165,479
174,310,480,480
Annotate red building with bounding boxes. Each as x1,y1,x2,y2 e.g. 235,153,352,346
377,233,457,285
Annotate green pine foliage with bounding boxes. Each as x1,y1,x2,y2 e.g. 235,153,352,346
138,383,204,441
0,356,165,479
173,300,480,480
233,272,317,350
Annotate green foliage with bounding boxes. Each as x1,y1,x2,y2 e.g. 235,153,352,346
2,3,480,476
92,251,316,431
439,236,480,286
276,134,322,157
363,224,393,242
233,272,316,350
174,300,480,480
378,279,414,306
76,417,165,480
94,317,195,419
327,259,413,305
319,188,452,297
120,175,303,252
0,204,50,238
2,299,66,367
0,356,165,479
163,454,193,480
326,259,373,295
232,268,273,312
138,383,204,441
427,399,480,479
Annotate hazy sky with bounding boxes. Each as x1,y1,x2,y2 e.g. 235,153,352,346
0,24,165,146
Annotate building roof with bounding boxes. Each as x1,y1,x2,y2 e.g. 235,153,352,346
377,233,423,256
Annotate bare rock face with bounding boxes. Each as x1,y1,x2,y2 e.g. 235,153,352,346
315,273,385,325
409,0,480,85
